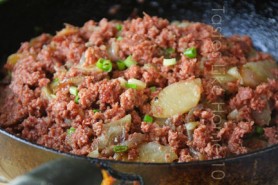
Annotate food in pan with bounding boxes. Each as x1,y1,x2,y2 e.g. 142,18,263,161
0,15,277,162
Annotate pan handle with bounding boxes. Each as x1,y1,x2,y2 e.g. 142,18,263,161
99,161,144,185
7,158,144,185
8,158,103,185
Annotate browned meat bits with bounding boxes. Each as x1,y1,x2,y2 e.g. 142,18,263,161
0,15,277,162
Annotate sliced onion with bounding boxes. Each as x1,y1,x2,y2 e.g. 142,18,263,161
185,122,199,141
127,78,146,90
227,67,243,84
41,86,56,100
251,102,271,126
97,114,132,150
117,77,127,88
107,40,120,61
185,122,199,131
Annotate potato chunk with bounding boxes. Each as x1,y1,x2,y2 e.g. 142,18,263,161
136,142,178,162
151,78,202,118
240,60,278,87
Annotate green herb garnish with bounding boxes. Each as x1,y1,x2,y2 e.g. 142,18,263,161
184,47,197,58
113,145,128,153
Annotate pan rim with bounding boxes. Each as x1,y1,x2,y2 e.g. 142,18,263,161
1,128,277,166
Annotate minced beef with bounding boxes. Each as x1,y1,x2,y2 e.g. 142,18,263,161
0,15,277,162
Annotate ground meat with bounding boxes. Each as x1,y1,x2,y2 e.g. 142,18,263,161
0,15,277,162
264,127,278,145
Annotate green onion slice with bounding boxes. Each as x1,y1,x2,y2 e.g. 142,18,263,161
123,55,137,68
74,95,80,104
143,114,153,123
255,126,264,135
52,78,59,83
165,47,175,56
125,83,137,89
113,145,128,153
150,86,156,92
115,24,122,31
69,86,79,104
96,58,113,72
117,60,126,70
116,36,123,41
184,47,197,58
93,109,100,113
163,58,177,66
67,127,76,135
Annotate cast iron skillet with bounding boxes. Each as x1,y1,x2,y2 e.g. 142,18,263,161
0,0,278,185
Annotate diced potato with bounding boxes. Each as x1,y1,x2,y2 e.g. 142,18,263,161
97,114,131,150
151,78,202,118
240,60,278,87
240,67,261,88
213,74,237,84
136,142,178,163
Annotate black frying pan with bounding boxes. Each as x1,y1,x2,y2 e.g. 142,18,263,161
0,0,278,185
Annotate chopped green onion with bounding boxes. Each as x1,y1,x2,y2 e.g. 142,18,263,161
116,36,123,41
127,78,146,90
150,86,156,92
67,127,76,135
96,58,113,72
93,109,100,113
74,95,80,104
50,78,59,90
123,55,137,68
143,114,153,123
113,145,128,153
115,24,122,31
117,60,126,70
184,47,197,58
69,86,78,96
52,78,59,83
163,58,177,66
165,47,175,55
125,83,137,89
69,86,79,104
255,126,264,135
